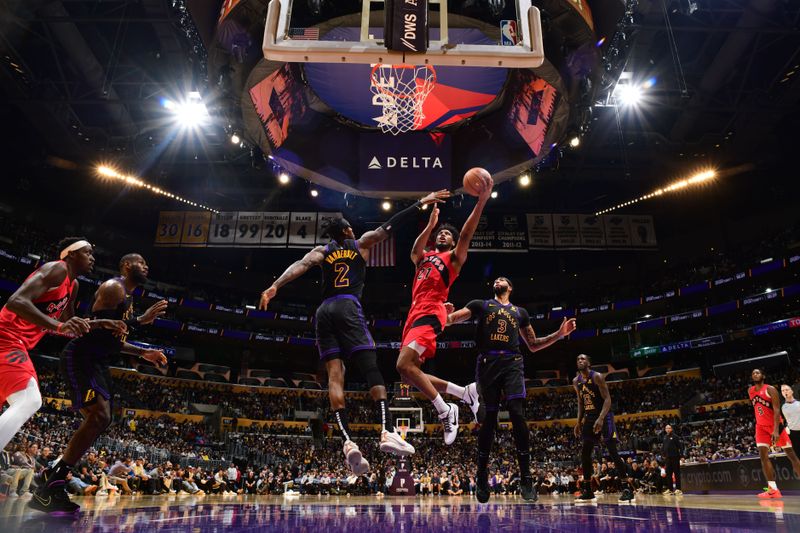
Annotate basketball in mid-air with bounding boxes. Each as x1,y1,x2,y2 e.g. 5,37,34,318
463,167,492,196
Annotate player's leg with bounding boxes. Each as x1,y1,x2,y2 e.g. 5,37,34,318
0,377,42,453
576,417,598,503
424,373,480,423
324,357,368,474
755,425,781,497
396,345,459,445
502,356,536,501
605,438,635,502
475,362,500,503
778,429,800,476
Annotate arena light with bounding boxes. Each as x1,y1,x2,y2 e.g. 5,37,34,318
95,165,218,213
595,168,717,216
278,173,290,184
381,200,392,211
616,84,643,106
490,191,498,199
310,189,319,198
230,133,240,144
569,136,581,148
518,174,531,187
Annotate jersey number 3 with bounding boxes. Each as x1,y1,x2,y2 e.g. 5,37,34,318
334,263,350,288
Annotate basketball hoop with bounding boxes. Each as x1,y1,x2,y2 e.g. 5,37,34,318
369,64,436,135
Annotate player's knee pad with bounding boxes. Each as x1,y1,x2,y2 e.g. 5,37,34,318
353,350,385,389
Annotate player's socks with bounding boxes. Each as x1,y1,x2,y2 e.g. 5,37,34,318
334,409,352,441
375,399,390,432
432,394,449,416
768,481,778,490
445,382,467,400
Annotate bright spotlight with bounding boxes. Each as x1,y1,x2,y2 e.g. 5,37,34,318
97,165,117,178
490,191,498,199
518,174,531,187
381,201,392,211
230,134,240,144
569,136,581,148
310,189,319,198
421,203,428,210
278,173,290,184
175,101,208,128
616,84,643,106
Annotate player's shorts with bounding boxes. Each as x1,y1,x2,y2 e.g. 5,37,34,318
755,424,791,448
401,303,447,361
582,412,617,443
315,294,376,361
60,340,113,410
0,339,38,404
475,352,526,411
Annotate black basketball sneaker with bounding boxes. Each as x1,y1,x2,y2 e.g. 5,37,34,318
575,488,597,504
521,478,538,502
28,478,80,515
476,474,490,503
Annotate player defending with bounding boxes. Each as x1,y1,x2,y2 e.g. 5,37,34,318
395,176,493,445
446,277,576,502
259,190,450,474
31,253,168,514
0,238,95,461
748,368,800,499
573,354,635,503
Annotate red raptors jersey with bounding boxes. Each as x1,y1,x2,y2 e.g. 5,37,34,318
411,250,458,306
749,384,778,427
0,261,75,351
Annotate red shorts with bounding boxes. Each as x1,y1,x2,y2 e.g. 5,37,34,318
401,303,447,362
0,340,38,405
755,425,791,448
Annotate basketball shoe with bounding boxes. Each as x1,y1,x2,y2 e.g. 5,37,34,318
476,474,490,503
380,429,416,456
618,488,636,503
462,383,481,423
439,403,459,445
758,488,782,499
521,478,538,502
575,487,597,504
28,479,79,515
343,440,370,475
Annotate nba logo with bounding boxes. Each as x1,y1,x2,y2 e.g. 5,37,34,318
500,20,518,46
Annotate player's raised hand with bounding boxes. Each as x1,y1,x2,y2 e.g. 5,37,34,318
477,176,494,200
259,286,277,310
420,189,451,206
427,203,440,227
559,317,577,338
139,300,168,325
444,302,455,314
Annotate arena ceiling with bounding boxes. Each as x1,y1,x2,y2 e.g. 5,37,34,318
0,0,798,213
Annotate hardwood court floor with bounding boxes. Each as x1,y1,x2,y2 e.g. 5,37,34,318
1,492,798,532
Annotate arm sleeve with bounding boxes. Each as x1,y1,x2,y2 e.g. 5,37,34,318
465,299,485,317
380,201,423,233
518,307,531,328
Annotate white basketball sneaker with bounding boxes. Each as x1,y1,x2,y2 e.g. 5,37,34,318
380,430,416,456
439,403,459,445
463,382,481,423
343,440,370,475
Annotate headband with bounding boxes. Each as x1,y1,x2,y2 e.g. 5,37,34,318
59,240,91,260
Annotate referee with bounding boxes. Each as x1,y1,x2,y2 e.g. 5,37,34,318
781,384,800,449
446,276,576,503
661,424,683,495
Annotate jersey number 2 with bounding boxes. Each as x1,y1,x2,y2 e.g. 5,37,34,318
334,263,350,288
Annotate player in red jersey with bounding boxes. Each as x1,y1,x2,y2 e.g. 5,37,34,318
0,237,97,456
396,176,493,445
748,368,800,499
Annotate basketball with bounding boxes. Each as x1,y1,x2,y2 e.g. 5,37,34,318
463,167,491,196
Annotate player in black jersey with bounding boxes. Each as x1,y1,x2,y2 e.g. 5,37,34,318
446,277,576,503
31,253,168,515
573,353,635,504
259,190,450,474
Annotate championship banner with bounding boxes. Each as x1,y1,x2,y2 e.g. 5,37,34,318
553,214,581,248
469,213,528,252
527,214,554,249
578,214,605,248
604,215,633,248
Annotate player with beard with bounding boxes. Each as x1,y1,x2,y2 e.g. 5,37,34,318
259,191,450,475
30,253,168,514
748,368,800,499
445,277,576,502
573,354,636,504
395,177,493,445
0,237,96,462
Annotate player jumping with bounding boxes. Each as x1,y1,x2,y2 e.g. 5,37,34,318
259,190,450,474
395,176,493,445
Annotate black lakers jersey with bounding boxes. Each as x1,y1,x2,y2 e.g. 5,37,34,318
576,370,603,415
466,299,531,353
321,239,366,299
67,278,134,358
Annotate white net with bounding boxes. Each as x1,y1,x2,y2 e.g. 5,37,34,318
369,64,437,135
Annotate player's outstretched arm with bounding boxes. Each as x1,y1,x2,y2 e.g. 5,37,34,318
521,317,577,352
445,307,472,327
5,260,90,336
411,203,440,265
259,246,326,310
452,177,493,267
359,190,451,253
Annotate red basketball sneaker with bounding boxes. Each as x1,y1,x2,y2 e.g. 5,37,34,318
757,488,782,499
